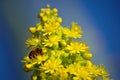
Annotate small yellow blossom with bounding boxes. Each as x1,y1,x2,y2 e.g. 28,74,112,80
65,42,89,54
25,38,40,48
21,56,31,62
58,68,68,79
24,62,36,72
33,55,48,64
60,40,67,46
57,17,62,23
43,35,61,47
29,27,36,33
52,8,58,13
62,27,71,37
70,22,82,38
42,22,59,35
36,25,42,31
41,58,62,74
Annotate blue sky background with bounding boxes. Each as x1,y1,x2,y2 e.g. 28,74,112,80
0,0,120,80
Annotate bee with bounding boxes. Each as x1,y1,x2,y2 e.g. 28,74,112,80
29,48,43,59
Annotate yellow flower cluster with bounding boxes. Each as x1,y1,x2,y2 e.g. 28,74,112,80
22,4,110,80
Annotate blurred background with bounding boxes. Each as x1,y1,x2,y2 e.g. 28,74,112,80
0,0,120,80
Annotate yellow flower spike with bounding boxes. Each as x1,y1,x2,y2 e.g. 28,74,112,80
83,53,93,59
29,27,36,33
22,5,110,80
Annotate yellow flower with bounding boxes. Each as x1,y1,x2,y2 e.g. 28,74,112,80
60,40,67,46
58,68,68,79
57,17,62,23
21,56,31,63
43,35,61,47
98,65,109,77
25,38,40,48
62,23,82,39
40,58,62,74
86,61,92,68
42,22,60,35
70,22,82,38
62,27,71,37
65,42,89,54
34,55,48,64
67,64,89,79
36,25,42,31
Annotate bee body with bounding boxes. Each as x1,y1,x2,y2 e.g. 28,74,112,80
29,48,42,59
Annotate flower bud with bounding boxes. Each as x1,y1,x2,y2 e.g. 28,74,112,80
31,75,37,80
46,4,50,8
42,17,47,22
83,53,92,59
55,22,60,27
40,13,44,17
36,25,42,31
54,13,58,16
24,63,34,72
57,17,62,23
46,10,50,15
52,8,58,13
42,48,47,53
29,27,36,33
41,8,45,12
